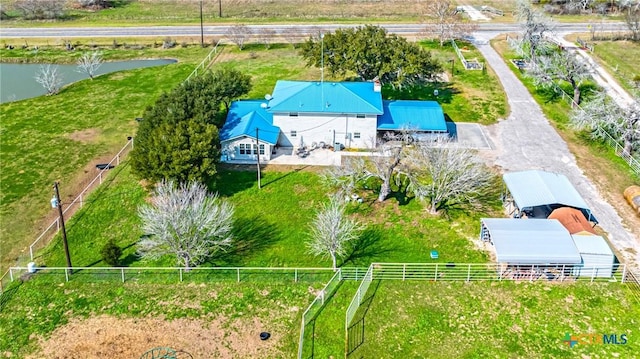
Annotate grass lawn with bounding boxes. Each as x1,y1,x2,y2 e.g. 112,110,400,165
1,40,506,274
490,38,640,243
587,40,640,95
40,164,495,269
0,275,323,357
349,280,639,358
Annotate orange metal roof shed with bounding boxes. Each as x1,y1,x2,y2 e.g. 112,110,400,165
548,207,596,235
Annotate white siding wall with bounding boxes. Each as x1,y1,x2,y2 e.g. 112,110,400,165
272,112,377,149
221,137,272,162
572,254,614,278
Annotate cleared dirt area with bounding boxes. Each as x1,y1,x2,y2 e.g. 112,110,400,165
27,315,284,359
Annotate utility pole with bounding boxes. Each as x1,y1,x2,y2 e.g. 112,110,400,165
52,182,72,272
256,128,261,189
200,0,204,47
218,0,222,18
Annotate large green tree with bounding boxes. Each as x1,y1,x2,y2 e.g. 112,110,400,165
299,25,441,88
130,70,251,183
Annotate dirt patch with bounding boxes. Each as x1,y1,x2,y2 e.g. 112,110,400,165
28,314,283,359
68,128,101,143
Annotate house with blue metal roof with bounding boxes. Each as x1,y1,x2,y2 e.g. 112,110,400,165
220,80,448,162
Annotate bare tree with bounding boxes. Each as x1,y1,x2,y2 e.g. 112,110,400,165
528,50,592,106
14,0,64,19
256,28,277,49
308,195,363,270
35,64,64,95
76,0,111,8
625,7,640,41
513,0,555,62
281,27,303,48
323,132,413,202
138,180,235,270
76,51,103,79
572,92,640,158
226,24,253,50
423,0,478,46
403,143,493,214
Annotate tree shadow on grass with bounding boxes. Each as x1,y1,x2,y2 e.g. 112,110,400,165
342,227,394,267
207,216,281,266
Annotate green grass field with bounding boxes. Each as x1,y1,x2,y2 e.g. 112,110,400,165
349,280,639,358
589,40,640,95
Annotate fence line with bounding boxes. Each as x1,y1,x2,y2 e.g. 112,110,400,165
185,39,223,82
24,139,134,263
298,269,344,359
451,39,483,70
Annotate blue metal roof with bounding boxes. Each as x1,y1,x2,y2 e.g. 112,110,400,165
482,218,582,264
377,100,447,131
267,80,384,114
571,235,614,256
220,100,280,145
503,170,596,223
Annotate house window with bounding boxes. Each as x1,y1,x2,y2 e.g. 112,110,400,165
239,144,247,155
356,114,366,119
259,144,265,155
253,144,259,154
290,112,298,117
291,130,297,137
353,132,361,139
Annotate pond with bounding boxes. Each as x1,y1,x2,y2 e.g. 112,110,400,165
0,59,177,103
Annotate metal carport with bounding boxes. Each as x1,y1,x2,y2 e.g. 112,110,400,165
502,170,597,224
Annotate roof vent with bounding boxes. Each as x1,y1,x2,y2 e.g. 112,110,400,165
373,78,381,92
264,94,272,101
260,103,268,109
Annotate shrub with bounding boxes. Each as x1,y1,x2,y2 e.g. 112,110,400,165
101,239,122,266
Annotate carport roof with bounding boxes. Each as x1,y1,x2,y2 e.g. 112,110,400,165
481,218,582,264
376,100,447,132
503,170,595,222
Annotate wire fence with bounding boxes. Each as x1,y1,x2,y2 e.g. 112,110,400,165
185,39,223,82
451,39,484,70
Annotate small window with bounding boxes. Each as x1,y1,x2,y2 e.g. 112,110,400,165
259,144,265,155
239,144,246,155
291,130,297,137
253,144,258,155
356,114,366,119
290,112,298,117
353,132,361,139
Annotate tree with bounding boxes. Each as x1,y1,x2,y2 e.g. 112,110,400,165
528,50,592,106
625,7,640,41
138,180,234,270
572,92,640,158
257,28,277,49
323,132,413,202
130,72,230,183
210,68,252,113
101,238,122,266
299,25,441,88
307,195,362,270
76,51,103,79
403,143,493,214
34,64,64,95
76,0,112,8
14,0,64,19
423,0,478,46
226,24,253,50
512,0,555,62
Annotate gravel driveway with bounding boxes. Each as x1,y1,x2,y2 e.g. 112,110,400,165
475,41,639,270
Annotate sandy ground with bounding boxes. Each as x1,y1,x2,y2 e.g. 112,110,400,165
26,315,283,359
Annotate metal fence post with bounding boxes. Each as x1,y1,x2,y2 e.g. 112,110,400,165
434,264,438,281
621,264,627,283
179,268,183,282
402,264,406,281
355,267,358,281
591,267,596,283
237,268,240,282
121,268,125,283
65,268,69,282
561,265,565,282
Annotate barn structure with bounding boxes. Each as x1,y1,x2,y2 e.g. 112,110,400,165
571,234,616,278
502,170,597,224
480,218,582,280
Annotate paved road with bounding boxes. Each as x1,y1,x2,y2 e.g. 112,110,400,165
475,38,639,270
0,22,627,39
